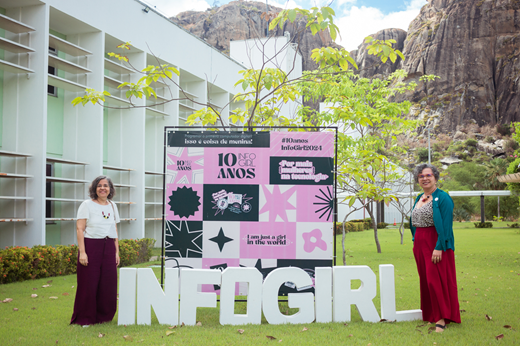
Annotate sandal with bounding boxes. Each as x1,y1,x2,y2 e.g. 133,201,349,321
435,323,446,332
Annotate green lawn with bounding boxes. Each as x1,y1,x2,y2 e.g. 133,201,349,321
1,223,519,345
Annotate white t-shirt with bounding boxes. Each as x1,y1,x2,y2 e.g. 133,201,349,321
77,200,120,239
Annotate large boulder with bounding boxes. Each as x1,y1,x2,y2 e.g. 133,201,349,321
476,140,503,155
172,1,341,72
350,28,407,79
353,0,520,133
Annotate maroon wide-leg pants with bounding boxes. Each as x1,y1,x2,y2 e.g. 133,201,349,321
70,237,117,325
413,226,461,324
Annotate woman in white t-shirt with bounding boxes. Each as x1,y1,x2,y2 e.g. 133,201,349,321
70,176,120,326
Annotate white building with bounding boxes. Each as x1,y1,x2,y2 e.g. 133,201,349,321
230,34,303,119
0,0,247,248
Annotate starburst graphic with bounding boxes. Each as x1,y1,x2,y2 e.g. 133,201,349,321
313,186,334,221
259,185,297,222
168,186,201,218
165,220,203,258
167,147,203,184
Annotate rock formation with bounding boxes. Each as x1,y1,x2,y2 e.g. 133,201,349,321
174,0,520,134
350,28,407,79
172,1,341,72
352,0,520,134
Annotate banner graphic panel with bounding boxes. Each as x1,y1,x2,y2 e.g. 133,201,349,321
165,131,334,295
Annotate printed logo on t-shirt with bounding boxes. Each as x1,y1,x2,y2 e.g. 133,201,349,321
102,211,111,219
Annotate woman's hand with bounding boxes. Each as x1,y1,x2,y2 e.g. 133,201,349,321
79,252,88,266
115,253,120,267
431,249,442,264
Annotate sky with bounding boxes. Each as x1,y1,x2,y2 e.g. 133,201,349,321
143,0,427,51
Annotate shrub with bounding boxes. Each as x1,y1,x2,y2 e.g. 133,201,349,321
433,134,452,151
349,218,372,230
481,124,497,138
485,136,495,143
334,222,364,234
0,245,77,284
465,138,478,148
403,222,410,229
504,139,519,154
508,223,519,228
474,222,493,228
417,148,429,162
496,123,511,136
454,208,471,222
377,222,388,229
0,238,155,284
119,238,156,267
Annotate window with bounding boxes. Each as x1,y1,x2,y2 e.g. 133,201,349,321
45,163,54,222
48,47,57,97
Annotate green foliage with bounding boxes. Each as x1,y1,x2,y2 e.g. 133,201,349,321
446,141,465,156
0,245,77,284
453,207,471,222
416,147,429,162
446,161,486,190
496,123,511,136
464,138,478,148
310,46,357,71
72,43,179,108
484,195,518,221
350,218,373,230
71,88,110,106
474,222,493,228
0,239,155,284
364,36,406,63
334,222,365,234
1,228,519,345
269,7,339,40
508,222,519,228
506,157,520,193
72,6,410,131
377,222,388,229
119,238,156,268
474,158,508,190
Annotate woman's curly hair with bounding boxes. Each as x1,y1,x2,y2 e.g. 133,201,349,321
88,175,116,200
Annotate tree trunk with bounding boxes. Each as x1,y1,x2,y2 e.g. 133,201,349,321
399,219,404,245
366,207,381,253
341,213,349,266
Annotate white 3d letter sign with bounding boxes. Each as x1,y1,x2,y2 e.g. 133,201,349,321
118,265,422,326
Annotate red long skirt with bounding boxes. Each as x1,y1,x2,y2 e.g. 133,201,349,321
413,226,461,324
70,237,117,325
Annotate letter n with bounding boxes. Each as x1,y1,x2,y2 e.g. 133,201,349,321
136,268,179,325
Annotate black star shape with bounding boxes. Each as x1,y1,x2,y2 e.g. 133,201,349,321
209,227,233,252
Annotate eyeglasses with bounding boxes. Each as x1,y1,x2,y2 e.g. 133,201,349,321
418,174,433,179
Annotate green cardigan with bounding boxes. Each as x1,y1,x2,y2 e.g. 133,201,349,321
410,188,455,251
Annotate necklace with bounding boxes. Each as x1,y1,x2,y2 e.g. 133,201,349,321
421,187,437,202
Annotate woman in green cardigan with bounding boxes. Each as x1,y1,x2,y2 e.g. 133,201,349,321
410,163,461,332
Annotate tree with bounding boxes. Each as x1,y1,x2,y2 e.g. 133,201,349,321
71,6,433,261
297,69,436,257
72,7,403,130
474,158,508,190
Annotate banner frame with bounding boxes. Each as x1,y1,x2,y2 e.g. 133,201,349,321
160,126,338,294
